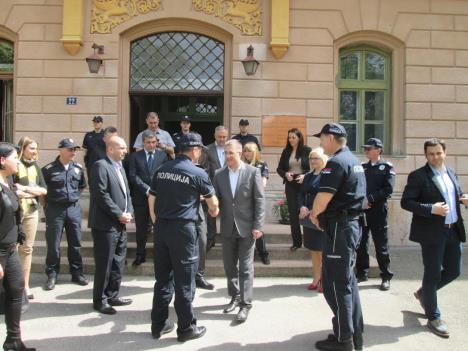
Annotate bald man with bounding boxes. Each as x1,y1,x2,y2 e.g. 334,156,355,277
89,136,134,315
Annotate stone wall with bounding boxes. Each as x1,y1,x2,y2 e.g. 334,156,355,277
2,0,468,246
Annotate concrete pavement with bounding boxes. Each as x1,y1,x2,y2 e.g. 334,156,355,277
2,247,467,351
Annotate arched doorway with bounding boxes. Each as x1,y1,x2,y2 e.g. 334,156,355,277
129,31,225,146
0,38,13,142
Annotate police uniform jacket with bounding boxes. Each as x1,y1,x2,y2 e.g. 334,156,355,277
318,146,366,215
42,158,86,204
82,130,105,168
401,163,466,244
150,154,215,221
362,158,395,206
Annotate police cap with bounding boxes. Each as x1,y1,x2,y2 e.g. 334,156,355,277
58,138,80,149
313,122,347,138
181,115,192,122
179,132,206,149
362,137,383,149
92,115,103,123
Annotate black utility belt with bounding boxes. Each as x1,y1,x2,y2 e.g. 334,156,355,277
320,210,362,221
157,218,196,223
0,242,17,252
48,201,78,206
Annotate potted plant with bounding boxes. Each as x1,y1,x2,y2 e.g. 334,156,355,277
273,197,289,225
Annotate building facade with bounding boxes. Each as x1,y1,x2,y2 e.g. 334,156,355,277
1,0,468,245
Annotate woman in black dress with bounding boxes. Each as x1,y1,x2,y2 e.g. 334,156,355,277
242,142,270,265
276,128,311,251
0,142,35,351
298,147,328,291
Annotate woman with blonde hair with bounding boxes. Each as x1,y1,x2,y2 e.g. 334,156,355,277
298,147,328,291
13,137,47,300
242,142,270,264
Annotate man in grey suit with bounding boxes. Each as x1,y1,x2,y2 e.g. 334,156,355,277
205,126,229,249
89,136,133,315
213,139,265,323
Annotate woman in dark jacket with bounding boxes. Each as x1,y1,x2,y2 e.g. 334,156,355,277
0,142,35,351
298,147,328,291
276,128,311,250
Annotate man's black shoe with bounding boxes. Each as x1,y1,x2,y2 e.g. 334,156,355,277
316,337,353,351
108,297,133,306
44,276,56,291
326,333,363,351
71,273,89,286
356,275,368,283
3,340,36,351
132,256,146,267
93,303,117,315
260,255,271,265
235,307,250,323
223,296,240,313
151,321,175,339
380,279,390,291
196,277,215,290
177,325,206,342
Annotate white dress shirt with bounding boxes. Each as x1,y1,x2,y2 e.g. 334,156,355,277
228,163,243,198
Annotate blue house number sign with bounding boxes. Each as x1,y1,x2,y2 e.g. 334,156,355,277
66,96,78,105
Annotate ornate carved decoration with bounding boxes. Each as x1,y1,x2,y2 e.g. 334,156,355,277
192,0,262,36
91,0,162,34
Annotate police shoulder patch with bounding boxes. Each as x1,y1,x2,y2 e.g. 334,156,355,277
321,168,332,174
379,165,385,171
44,163,53,170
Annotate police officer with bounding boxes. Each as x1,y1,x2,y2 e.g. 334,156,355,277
310,123,366,351
42,138,88,291
232,119,261,150
148,133,219,342
82,115,105,180
356,138,395,291
172,115,192,154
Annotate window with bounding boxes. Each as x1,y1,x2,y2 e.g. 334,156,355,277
0,39,13,142
130,32,224,93
337,47,390,152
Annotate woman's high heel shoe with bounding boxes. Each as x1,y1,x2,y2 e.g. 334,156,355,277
3,340,36,351
307,279,321,290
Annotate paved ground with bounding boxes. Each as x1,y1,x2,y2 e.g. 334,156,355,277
1,247,467,351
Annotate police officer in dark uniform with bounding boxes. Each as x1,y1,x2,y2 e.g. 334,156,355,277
356,138,395,291
148,133,219,342
310,123,366,351
82,115,105,180
172,115,192,154
42,138,88,291
232,119,261,150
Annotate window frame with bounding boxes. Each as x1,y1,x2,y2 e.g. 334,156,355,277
337,46,392,153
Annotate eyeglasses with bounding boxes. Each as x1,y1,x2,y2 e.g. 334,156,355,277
309,157,321,160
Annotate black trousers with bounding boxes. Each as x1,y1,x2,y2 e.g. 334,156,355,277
152,219,199,332
196,209,207,278
356,204,393,280
133,204,151,258
0,246,24,344
285,181,302,247
322,217,364,342
92,228,127,306
44,202,83,277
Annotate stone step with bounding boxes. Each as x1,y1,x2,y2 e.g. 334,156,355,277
32,257,379,278
33,241,315,260
35,222,296,244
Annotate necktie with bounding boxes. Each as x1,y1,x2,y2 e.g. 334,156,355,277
148,152,154,172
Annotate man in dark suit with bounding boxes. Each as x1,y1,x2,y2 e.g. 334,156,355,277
129,131,167,266
89,136,134,315
205,126,228,249
401,138,468,338
213,139,265,323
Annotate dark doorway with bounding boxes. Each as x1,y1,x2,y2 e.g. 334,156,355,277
130,94,223,146
129,31,225,149
0,79,13,142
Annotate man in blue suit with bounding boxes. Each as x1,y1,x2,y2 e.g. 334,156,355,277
129,131,168,266
401,138,468,338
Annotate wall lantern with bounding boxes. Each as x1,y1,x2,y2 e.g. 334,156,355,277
241,45,260,76
86,43,104,74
